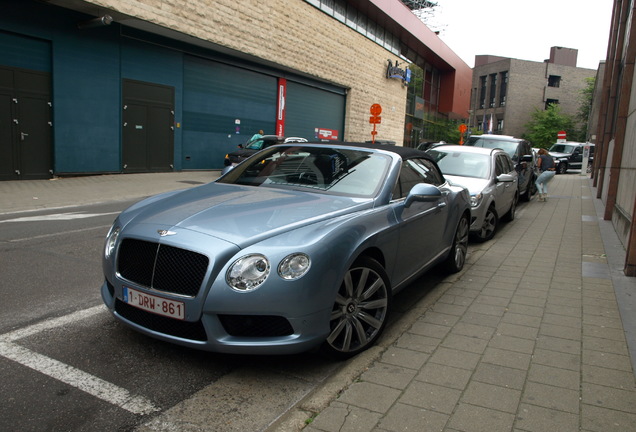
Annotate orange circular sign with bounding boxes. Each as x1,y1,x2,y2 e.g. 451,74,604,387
370,104,382,116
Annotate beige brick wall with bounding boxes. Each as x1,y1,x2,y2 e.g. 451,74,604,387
87,0,408,143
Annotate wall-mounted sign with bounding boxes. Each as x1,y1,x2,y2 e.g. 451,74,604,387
315,128,339,140
386,60,411,86
276,78,287,136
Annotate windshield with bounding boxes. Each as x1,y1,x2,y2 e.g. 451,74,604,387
549,144,576,153
217,145,391,198
465,137,517,159
427,149,491,179
245,139,265,150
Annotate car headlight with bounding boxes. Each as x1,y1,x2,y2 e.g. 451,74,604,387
227,254,270,291
104,225,120,259
470,193,483,208
278,253,311,280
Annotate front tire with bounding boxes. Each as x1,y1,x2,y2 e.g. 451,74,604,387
472,205,498,242
557,163,568,174
322,257,391,359
442,213,469,273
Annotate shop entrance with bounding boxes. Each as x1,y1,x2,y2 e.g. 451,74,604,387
122,79,174,172
0,66,52,180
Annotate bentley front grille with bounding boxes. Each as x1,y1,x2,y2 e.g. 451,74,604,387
117,238,209,297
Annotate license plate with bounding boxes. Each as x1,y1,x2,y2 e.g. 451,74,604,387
122,287,185,320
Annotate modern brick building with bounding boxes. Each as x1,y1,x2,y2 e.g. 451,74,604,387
469,47,596,140
593,0,636,276
0,0,471,180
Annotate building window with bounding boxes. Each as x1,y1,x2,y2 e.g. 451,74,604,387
548,75,561,87
305,0,400,55
545,98,559,109
499,71,508,106
404,64,443,146
479,76,487,109
489,73,497,108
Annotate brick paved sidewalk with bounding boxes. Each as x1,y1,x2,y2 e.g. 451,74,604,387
300,174,636,432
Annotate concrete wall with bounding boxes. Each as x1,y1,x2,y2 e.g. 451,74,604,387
613,62,636,247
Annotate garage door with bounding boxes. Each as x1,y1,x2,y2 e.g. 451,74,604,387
182,56,277,169
284,80,345,141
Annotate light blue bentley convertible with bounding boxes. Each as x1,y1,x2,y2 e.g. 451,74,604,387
102,142,470,358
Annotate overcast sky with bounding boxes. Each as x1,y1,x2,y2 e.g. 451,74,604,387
429,0,614,70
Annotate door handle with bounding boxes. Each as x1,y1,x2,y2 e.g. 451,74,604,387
21,132,29,141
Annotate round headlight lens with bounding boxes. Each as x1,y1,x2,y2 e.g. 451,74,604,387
470,193,483,208
104,226,120,259
278,253,311,280
226,254,270,291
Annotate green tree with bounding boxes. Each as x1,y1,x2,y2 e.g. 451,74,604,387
422,115,465,144
576,77,596,140
522,103,575,148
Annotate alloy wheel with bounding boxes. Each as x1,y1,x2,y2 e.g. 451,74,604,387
325,257,390,358
444,215,469,273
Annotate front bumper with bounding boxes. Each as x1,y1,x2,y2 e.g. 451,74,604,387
101,279,330,355
468,201,488,232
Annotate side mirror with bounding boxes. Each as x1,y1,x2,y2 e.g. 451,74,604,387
496,173,515,183
404,183,441,208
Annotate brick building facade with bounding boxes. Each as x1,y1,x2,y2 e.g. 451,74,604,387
0,0,471,179
469,47,595,140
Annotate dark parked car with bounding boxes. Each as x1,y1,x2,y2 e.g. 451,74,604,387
427,145,518,242
548,142,595,174
223,135,307,171
102,142,471,358
464,135,536,201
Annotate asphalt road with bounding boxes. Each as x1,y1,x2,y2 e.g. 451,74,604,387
0,201,340,431
0,200,450,431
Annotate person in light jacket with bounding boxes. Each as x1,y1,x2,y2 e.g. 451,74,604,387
535,148,556,201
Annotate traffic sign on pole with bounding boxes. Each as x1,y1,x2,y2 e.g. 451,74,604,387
369,104,382,144
557,130,567,143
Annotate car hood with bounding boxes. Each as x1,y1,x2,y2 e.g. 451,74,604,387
227,149,258,159
444,175,490,195
120,183,371,246
549,151,570,158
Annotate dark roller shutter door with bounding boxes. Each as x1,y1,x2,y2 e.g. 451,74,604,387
182,56,276,169
284,81,345,141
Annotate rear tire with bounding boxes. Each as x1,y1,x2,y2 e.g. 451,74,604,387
443,214,469,273
521,176,535,202
503,193,518,222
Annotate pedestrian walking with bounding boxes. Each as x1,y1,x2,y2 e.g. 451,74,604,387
535,148,556,201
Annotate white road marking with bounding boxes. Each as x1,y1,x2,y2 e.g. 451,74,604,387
0,305,160,415
0,211,119,223
8,225,112,243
